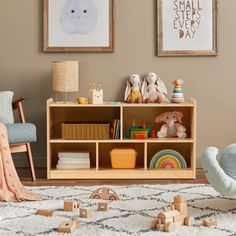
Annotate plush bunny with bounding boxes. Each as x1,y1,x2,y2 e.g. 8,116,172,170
141,72,169,103
124,74,143,103
155,111,187,138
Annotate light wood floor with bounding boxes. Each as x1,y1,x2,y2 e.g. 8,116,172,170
19,168,208,186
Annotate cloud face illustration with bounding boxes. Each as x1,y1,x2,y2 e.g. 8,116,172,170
60,0,98,35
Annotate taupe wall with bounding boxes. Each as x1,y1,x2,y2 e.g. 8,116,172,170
1,0,236,167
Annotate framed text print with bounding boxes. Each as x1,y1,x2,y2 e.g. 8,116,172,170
157,0,218,56
43,0,114,52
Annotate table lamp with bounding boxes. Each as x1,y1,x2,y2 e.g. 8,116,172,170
53,61,79,102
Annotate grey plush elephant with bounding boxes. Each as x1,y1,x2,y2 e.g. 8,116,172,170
201,144,236,196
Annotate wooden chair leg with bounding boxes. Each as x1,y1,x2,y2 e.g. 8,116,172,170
26,143,36,181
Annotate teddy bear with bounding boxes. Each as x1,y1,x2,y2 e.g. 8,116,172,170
155,111,187,138
124,74,143,103
141,72,169,103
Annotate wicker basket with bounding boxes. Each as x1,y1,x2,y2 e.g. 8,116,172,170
61,123,110,140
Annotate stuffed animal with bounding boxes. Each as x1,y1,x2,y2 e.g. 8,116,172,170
201,144,236,196
155,111,187,138
124,74,143,103
141,72,169,103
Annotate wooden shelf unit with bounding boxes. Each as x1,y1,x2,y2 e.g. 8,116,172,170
47,98,196,179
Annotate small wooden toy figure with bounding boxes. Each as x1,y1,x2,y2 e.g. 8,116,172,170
171,79,185,103
90,187,120,200
124,74,143,103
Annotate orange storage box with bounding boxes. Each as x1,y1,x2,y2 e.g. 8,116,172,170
110,148,137,169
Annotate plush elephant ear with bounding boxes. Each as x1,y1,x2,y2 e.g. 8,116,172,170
201,147,236,196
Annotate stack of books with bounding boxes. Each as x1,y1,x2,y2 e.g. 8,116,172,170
56,152,90,170
111,119,120,139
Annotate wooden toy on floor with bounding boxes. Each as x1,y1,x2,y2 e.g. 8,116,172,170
151,195,194,232
57,220,80,233
98,202,109,211
171,79,185,103
90,187,120,200
203,218,217,227
80,208,93,218
64,200,79,212
64,200,81,211
35,209,54,217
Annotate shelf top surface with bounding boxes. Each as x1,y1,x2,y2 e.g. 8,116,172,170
47,98,196,108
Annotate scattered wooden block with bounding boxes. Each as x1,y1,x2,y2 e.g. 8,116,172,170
35,209,54,217
203,218,217,227
164,222,176,232
57,220,80,233
80,208,93,218
157,223,165,231
184,216,195,226
98,202,108,211
77,202,82,209
173,202,187,214
174,195,185,203
64,200,78,212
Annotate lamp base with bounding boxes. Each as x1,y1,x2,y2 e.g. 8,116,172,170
54,91,78,103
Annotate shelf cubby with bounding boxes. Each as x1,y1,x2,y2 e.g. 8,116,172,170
98,142,145,170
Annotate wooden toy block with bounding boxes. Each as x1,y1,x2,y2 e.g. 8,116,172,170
77,203,82,209
173,214,186,223
57,220,80,233
80,208,93,218
164,222,176,232
64,200,78,212
35,209,54,217
173,202,187,214
98,202,108,211
184,216,195,226
203,218,217,227
174,195,185,203
156,223,165,231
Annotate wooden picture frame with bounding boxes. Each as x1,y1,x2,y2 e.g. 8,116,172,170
43,0,114,52
157,0,218,56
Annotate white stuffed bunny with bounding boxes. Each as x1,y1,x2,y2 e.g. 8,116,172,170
141,72,169,103
124,74,143,103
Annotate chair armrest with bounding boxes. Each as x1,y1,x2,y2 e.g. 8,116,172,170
12,97,26,123
12,97,25,110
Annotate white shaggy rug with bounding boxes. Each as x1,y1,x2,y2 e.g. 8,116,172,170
0,184,236,236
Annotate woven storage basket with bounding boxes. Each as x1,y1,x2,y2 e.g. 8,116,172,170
61,123,110,140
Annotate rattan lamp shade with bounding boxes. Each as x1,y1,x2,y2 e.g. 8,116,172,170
53,61,79,92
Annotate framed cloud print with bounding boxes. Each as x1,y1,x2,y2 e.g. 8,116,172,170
157,0,218,56
43,0,114,52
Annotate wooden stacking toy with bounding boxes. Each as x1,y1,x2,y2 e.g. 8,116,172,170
171,79,185,103
151,195,194,232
